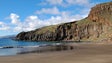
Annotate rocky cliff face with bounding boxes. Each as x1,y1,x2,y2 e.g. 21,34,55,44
88,2,112,25
16,2,112,42
16,25,58,41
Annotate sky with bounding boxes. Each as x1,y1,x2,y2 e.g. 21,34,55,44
0,0,111,36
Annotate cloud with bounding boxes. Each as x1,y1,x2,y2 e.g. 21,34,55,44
46,0,63,5
24,16,43,31
0,22,10,31
10,14,51,32
9,13,23,32
36,7,60,15
40,0,92,7
10,13,21,25
66,0,90,5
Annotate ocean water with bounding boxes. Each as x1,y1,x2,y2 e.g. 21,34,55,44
0,38,57,56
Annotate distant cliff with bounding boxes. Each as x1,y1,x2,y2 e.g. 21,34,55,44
16,2,112,42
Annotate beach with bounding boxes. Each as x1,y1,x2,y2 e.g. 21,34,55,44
0,43,112,63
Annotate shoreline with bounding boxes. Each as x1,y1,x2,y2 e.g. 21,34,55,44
0,42,75,56
1,42,112,56
0,43,112,63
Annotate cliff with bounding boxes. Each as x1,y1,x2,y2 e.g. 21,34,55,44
16,2,112,42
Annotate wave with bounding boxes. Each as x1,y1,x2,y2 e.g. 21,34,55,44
0,43,62,49
0,46,39,49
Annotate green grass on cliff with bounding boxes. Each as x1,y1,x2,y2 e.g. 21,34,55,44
76,18,92,26
35,25,58,34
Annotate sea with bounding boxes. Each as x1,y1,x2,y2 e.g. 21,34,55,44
0,38,58,56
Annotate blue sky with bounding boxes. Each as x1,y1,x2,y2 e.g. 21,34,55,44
0,0,111,36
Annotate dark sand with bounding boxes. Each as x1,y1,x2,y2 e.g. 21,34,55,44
0,43,112,63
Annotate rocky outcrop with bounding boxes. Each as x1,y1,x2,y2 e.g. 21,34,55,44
16,26,57,41
88,2,112,25
16,2,112,42
55,22,78,41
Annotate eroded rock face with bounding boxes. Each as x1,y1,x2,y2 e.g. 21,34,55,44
55,22,78,41
88,2,112,25
16,29,57,41
16,2,112,41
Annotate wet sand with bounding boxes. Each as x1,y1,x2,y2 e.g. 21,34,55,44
0,43,112,63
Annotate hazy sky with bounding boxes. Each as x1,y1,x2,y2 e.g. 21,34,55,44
0,0,111,36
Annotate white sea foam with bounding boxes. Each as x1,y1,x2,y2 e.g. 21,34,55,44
0,47,3,49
